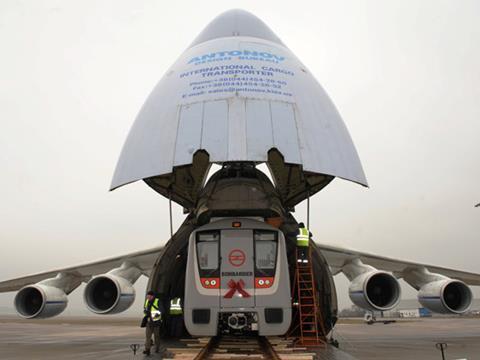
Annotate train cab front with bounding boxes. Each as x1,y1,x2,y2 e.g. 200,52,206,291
184,218,292,336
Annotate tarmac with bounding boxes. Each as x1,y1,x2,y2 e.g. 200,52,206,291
334,317,480,359
0,316,478,359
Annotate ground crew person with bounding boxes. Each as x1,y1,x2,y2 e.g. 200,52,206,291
142,290,163,356
296,222,311,263
168,297,184,337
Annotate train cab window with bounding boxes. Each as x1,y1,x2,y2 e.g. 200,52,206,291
254,231,278,276
196,231,220,276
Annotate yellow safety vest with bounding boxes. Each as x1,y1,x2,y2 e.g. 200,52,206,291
169,297,183,315
144,298,162,322
296,227,309,247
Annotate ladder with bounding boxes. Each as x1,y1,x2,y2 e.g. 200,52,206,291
290,247,327,347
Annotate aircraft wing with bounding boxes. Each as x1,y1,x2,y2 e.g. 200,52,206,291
0,246,163,293
316,242,480,286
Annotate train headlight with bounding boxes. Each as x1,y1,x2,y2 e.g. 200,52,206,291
255,277,274,288
200,277,220,289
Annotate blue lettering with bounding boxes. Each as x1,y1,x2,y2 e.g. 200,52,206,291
188,50,286,64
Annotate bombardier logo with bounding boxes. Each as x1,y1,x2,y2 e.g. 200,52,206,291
222,271,253,277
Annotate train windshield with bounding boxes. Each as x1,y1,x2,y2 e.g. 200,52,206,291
196,232,219,272
254,231,278,275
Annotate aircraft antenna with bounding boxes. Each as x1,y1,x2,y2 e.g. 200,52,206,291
169,192,173,238
307,190,311,230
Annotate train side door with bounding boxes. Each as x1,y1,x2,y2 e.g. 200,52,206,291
220,229,255,308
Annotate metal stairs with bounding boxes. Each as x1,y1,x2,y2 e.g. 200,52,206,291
289,247,327,347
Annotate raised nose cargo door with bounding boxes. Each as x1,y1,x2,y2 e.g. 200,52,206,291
220,229,254,308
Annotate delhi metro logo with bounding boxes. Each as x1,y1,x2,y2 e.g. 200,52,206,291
228,249,246,267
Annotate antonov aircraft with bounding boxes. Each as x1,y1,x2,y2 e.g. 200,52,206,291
1,9,479,340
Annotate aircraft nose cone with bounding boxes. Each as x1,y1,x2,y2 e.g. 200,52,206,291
190,9,285,47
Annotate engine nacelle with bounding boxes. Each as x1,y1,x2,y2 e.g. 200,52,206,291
349,271,401,311
84,274,136,314
14,284,68,319
418,279,472,314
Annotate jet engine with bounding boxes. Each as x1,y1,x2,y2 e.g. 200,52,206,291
15,284,67,319
403,267,472,314
403,267,473,314
84,262,141,314
84,274,135,314
418,279,472,314
14,273,81,319
342,259,401,311
348,270,401,311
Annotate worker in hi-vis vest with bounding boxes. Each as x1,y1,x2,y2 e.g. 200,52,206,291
168,297,184,337
142,290,164,356
296,222,311,263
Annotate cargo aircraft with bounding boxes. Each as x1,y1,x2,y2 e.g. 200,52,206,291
1,9,479,340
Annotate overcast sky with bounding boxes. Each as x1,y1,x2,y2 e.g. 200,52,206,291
0,0,479,315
